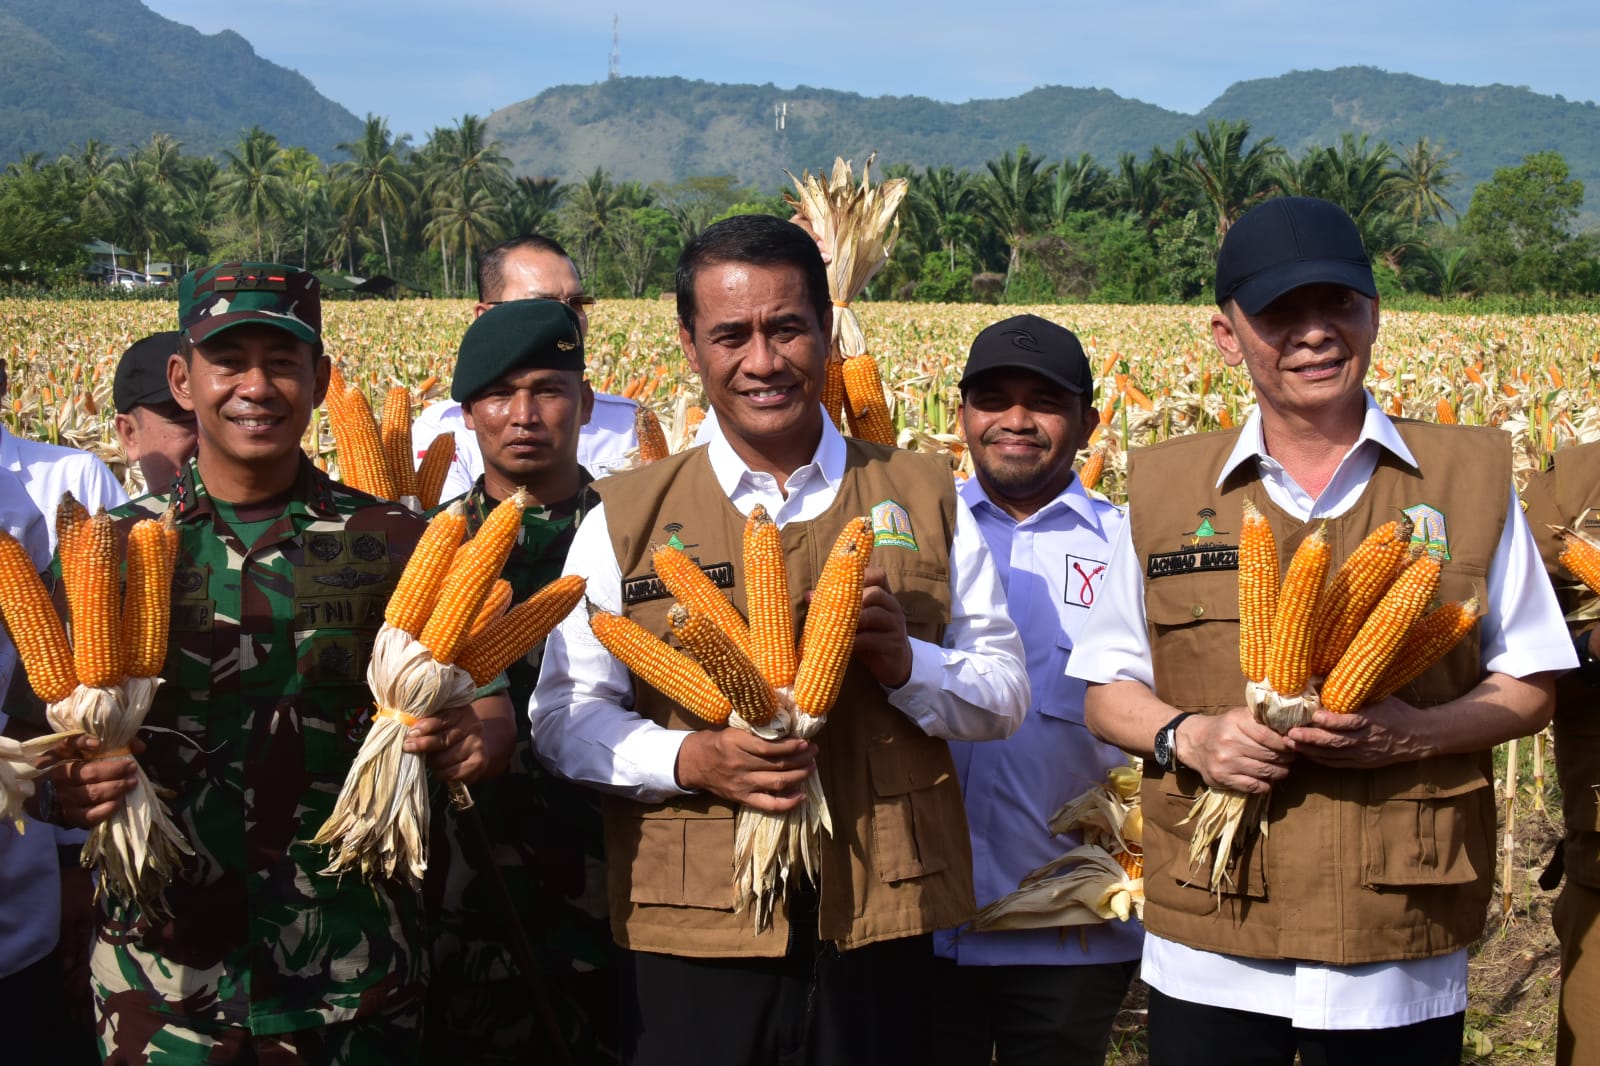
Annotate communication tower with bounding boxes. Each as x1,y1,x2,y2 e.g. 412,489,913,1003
609,15,620,80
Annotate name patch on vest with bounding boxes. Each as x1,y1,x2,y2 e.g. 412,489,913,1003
1580,506,1600,534
871,499,918,550
623,561,735,605
1145,544,1239,579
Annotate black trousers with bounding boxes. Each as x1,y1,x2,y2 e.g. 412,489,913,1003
618,896,934,1066
1148,987,1466,1066
927,956,1138,1066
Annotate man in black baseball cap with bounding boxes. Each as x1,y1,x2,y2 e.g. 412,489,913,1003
1073,197,1570,1064
112,330,197,493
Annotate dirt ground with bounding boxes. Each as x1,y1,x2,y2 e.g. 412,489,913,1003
1102,764,1566,1065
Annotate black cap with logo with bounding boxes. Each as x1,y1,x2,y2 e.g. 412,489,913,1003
960,314,1093,397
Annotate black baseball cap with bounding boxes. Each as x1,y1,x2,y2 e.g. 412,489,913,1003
960,314,1093,397
113,331,181,414
1215,196,1377,314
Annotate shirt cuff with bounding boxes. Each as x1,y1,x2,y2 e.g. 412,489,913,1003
884,637,945,733
622,724,697,802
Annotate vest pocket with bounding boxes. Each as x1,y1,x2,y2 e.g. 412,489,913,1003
625,806,738,910
1361,756,1492,888
1144,572,1244,714
868,735,953,883
1148,770,1270,907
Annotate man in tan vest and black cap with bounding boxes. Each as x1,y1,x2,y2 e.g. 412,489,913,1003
531,213,1029,1066
1070,196,1573,1064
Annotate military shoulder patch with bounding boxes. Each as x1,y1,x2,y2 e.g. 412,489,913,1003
1403,503,1450,560
870,499,918,550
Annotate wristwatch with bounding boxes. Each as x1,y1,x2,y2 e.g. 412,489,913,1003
1153,712,1195,773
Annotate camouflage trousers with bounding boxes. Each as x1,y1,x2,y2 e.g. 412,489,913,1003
95,988,420,1065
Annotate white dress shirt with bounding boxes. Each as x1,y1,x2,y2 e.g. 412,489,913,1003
933,473,1143,967
530,417,1030,803
1067,398,1576,1029
412,392,640,501
0,425,128,553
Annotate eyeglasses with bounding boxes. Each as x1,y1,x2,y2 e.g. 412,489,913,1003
484,295,597,312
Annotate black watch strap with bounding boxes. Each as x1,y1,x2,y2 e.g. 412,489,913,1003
1154,711,1195,772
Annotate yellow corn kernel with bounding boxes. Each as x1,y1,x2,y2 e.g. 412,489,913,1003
415,433,456,512
72,513,124,687
1078,449,1107,494
1308,516,1412,677
457,574,587,687
0,531,77,702
669,604,779,726
381,386,419,501
1370,597,1480,702
743,505,796,690
1558,529,1600,596
589,606,731,725
1237,498,1279,684
1264,522,1329,695
792,516,873,717
121,518,174,679
635,405,669,464
1321,553,1443,714
651,544,751,655
841,355,897,447
341,387,398,501
385,502,468,637
420,490,526,664
822,356,846,432
1115,847,1144,880
466,579,512,644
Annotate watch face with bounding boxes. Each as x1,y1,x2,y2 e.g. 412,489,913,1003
1154,728,1173,770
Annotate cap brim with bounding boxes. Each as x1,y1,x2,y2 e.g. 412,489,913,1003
959,359,1088,394
1229,259,1377,316
186,311,319,346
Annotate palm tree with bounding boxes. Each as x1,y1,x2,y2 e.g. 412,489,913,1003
508,176,566,238
1046,153,1109,227
1182,119,1282,237
1395,138,1459,225
336,114,415,275
220,126,290,259
906,166,977,270
975,146,1054,289
560,167,625,285
425,184,507,295
282,147,327,269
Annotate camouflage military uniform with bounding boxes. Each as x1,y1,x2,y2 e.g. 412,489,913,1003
423,474,617,1065
46,457,430,1063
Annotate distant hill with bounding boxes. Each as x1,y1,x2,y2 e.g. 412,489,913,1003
487,68,1600,213
0,0,361,162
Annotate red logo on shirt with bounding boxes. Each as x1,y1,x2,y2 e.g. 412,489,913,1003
1066,554,1107,608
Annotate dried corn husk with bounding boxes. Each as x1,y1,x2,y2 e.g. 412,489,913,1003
310,624,477,886
972,845,1144,930
47,677,191,913
0,729,83,831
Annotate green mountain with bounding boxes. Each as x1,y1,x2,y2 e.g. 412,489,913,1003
487,68,1600,210
0,0,361,163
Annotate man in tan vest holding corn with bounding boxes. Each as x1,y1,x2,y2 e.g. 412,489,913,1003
531,213,1029,1066
1070,197,1573,1064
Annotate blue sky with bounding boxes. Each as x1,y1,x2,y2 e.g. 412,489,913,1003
143,0,1600,142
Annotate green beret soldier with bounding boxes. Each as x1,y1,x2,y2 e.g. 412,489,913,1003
423,299,616,1064
25,262,514,1064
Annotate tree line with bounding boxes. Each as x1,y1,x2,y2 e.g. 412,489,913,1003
1,113,1595,302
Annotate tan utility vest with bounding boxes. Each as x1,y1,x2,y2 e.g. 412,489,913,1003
1128,419,1508,963
1523,440,1600,890
595,440,975,958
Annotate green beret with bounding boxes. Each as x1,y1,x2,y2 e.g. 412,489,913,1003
452,299,585,403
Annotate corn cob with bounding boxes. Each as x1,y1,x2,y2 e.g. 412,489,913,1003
589,605,732,724
651,544,751,655
1557,529,1600,595
1078,449,1107,494
822,356,847,431
341,387,398,501
1263,522,1329,695
635,405,669,464
415,433,456,512
56,492,91,630
1308,516,1413,677
465,579,512,644
385,501,468,637
1115,847,1144,880
1238,499,1279,684
73,513,124,687
669,604,779,726
0,531,77,702
419,490,526,664
457,574,587,687
743,505,796,690
381,386,419,501
1370,596,1480,702
1435,398,1458,425
792,516,873,717
122,517,175,678
1321,553,1443,714
841,355,896,447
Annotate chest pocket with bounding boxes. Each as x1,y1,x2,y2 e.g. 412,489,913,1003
1039,632,1087,724
163,564,215,696
883,562,949,642
1144,568,1241,714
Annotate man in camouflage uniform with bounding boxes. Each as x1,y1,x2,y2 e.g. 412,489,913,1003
424,298,615,1064
33,263,513,1065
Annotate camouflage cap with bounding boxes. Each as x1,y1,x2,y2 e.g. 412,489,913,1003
179,262,321,346
452,299,584,403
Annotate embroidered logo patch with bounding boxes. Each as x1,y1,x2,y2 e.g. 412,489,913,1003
870,500,918,550
1065,554,1108,608
1185,507,1229,544
1403,503,1450,560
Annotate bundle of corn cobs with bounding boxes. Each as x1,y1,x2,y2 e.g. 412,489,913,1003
1185,501,1480,892
0,494,190,913
973,764,1146,933
786,154,908,448
311,489,586,886
589,506,872,930
324,366,455,510
1555,527,1600,599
